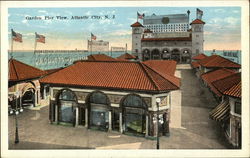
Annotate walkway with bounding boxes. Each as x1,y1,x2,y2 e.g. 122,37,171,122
8,64,230,149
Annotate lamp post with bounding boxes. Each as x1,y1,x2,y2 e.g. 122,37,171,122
9,92,23,144
156,98,161,150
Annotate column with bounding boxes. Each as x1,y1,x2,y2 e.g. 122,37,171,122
108,111,112,131
145,115,149,136
75,107,79,127
55,105,58,123
19,95,22,109
119,113,123,133
43,86,46,100
34,90,37,107
85,108,88,128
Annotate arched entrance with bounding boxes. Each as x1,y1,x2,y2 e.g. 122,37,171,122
161,48,171,60
22,88,35,107
151,49,161,60
171,49,181,63
142,49,150,61
87,91,110,131
181,49,191,63
121,94,147,136
57,89,77,124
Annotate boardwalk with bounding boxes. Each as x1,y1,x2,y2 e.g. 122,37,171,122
8,64,230,149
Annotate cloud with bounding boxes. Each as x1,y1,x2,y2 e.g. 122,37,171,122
85,11,92,16
109,30,131,36
127,17,137,23
65,11,73,15
232,10,240,14
38,10,48,15
224,17,239,25
204,31,215,35
214,9,226,13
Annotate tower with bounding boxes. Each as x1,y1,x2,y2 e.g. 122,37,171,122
191,18,205,57
131,22,144,60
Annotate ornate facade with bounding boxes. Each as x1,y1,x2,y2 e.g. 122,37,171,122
131,10,205,63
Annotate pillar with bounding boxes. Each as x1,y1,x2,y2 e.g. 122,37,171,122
119,113,123,133
43,86,46,100
55,105,58,123
108,111,112,131
75,107,79,127
34,90,37,107
146,115,149,136
85,108,88,128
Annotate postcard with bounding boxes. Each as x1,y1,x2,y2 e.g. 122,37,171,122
1,1,249,158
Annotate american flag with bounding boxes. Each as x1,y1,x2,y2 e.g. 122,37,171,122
91,33,96,40
36,32,45,43
197,8,203,16
137,12,145,19
11,29,22,43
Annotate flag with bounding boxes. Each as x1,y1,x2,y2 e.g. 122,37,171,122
91,33,96,40
11,29,22,43
36,32,45,43
197,8,203,16
137,12,145,19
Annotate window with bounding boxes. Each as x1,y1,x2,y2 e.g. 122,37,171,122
196,35,199,37
235,101,241,115
196,42,199,45
196,49,199,54
90,92,108,105
135,49,138,53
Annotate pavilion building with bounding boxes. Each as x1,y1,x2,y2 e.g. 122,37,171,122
40,60,180,137
8,58,47,110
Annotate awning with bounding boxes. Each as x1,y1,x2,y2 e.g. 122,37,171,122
209,101,230,122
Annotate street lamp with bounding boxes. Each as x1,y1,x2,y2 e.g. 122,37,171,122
156,98,161,150
9,92,23,144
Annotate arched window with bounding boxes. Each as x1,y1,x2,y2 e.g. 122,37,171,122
89,91,109,105
88,91,110,130
58,89,77,124
122,95,147,108
59,89,76,101
121,94,147,135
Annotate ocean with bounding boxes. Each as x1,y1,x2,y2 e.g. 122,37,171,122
8,50,241,70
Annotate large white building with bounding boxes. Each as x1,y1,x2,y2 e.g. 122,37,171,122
131,9,205,63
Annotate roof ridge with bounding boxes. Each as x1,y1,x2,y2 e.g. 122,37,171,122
141,62,179,89
10,58,44,72
10,59,20,80
138,63,160,91
211,72,241,93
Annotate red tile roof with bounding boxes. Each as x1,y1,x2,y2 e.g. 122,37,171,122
117,53,137,60
9,58,45,81
141,36,192,42
224,81,241,98
40,61,180,92
142,60,177,76
190,19,205,25
45,67,64,75
87,54,117,61
131,22,143,27
201,68,236,85
198,55,241,68
191,61,200,68
212,73,241,97
192,53,207,60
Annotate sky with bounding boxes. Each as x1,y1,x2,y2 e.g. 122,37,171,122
8,7,241,51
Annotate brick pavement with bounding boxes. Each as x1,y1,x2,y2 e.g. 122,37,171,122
8,64,230,149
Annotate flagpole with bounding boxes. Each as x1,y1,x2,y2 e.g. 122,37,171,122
137,12,138,22
90,36,92,55
11,34,14,58
34,33,38,67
